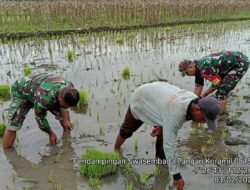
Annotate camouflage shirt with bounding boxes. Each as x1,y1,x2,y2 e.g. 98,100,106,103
12,73,73,131
195,51,249,86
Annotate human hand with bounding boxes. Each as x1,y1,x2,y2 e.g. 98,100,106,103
150,126,162,137
173,178,185,190
62,120,73,131
49,131,57,145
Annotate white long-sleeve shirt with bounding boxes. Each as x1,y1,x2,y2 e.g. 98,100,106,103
130,82,197,174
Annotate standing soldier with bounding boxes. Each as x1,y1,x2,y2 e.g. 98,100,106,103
178,51,249,113
3,73,79,149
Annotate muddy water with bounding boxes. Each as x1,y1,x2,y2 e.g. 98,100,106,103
0,21,250,190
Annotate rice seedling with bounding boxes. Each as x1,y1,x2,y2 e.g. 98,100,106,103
17,146,23,157
239,125,246,133
23,184,31,190
97,112,100,122
23,66,32,76
54,184,62,190
11,172,17,183
205,135,215,145
54,153,62,163
80,36,89,44
200,145,207,157
48,171,56,183
31,163,38,169
0,123,6,137
80,148,120,178
125,181,133,190
164,27,172,31
190,127,197,135
122,67,130,80
221,129,230,139
16,132,19,142
88,177,101,190
223,150,230,160
121,163,132,173
199,123,207,129
134,139,138,152
99,126,105,136
140,172,151,184
67,50,75,63
179,151,189,160
0,84,10,100
77,89,88,108
116,37,124,45
154,165,160,176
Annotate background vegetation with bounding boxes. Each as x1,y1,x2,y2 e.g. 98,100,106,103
0,0,250,33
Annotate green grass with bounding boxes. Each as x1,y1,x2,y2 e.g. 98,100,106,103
0,123,6,137
23,66,32,76
121,67,130,80
80,148,120,178
0,84,10,100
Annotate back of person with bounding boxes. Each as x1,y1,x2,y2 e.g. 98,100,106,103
130,82,197,128
196,51,249,77
12,73,73,106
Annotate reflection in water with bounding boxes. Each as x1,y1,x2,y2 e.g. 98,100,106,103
4,132,78,190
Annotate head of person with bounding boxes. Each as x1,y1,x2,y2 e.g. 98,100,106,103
178,60,197,76
189,96,220,130
57,87,79,109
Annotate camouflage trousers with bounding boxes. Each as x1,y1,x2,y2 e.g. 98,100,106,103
7,78,33,131
215,60,249,100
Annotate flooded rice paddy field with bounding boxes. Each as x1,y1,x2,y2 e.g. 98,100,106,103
0,21,250,190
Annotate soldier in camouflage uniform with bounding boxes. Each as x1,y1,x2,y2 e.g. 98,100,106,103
3,73,79,149
178,51,249,112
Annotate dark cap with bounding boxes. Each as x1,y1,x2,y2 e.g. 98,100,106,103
198,96,220,130
178,60,192,76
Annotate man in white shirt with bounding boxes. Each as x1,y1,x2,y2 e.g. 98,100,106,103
114,82,220,190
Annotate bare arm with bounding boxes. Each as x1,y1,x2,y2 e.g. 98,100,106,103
114,134,126,151
59,109,72,131
194,85,203,96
